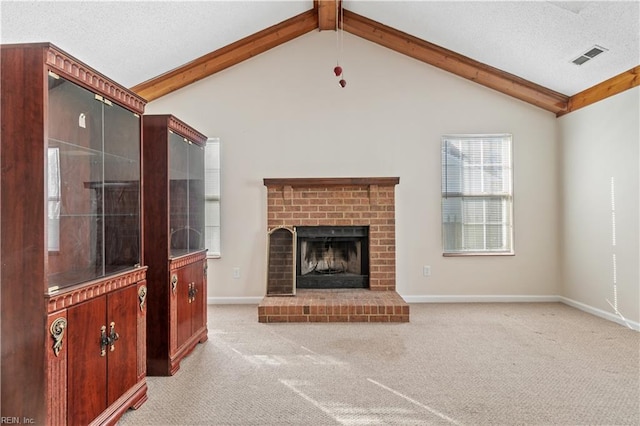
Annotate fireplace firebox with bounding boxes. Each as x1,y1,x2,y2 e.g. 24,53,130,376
296,226,369,289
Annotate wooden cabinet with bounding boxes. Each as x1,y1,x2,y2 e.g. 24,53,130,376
142,115,208,376
1,42,147,425
65,281,147,425
175,258,208,350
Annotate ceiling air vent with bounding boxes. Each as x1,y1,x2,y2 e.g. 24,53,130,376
571,45,607,65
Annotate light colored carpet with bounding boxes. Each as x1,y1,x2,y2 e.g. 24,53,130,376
119,303,639,425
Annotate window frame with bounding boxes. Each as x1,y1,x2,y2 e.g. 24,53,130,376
441,133,514,256
204,137,221,258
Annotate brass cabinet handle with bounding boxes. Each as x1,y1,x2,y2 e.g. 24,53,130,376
100,325,109,357
188,282,197,303
109,322,119,352
100,322,121,356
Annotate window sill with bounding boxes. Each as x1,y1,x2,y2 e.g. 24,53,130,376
443,251,514,257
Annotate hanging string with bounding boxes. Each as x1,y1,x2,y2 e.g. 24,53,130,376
335,1,340,67
337,1,346,87
333,0,344,84
340,2,344,65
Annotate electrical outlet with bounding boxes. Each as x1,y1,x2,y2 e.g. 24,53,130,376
233,267,241,279
423,266,431,277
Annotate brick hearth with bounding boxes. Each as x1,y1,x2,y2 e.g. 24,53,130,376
258,289,409,323
259,177,409,323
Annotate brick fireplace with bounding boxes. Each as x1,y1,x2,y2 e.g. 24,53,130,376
258,177,409,323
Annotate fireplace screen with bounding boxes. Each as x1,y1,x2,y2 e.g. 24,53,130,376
266,227,296,296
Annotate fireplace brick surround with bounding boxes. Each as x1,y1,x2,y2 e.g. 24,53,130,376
259,177,409,323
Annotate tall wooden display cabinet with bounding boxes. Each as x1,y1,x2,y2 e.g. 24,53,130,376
0,43,148,425
142,115,208,376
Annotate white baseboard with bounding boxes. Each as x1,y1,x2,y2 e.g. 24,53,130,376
558,296,640,331
209,295,560,305
401,294,561,303
206,294,639,331
208,296,263,305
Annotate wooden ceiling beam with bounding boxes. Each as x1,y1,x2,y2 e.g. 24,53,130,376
342,10,569,115
560,66,640,117
317,0,339,31
132,5,636,115
131,9,318,101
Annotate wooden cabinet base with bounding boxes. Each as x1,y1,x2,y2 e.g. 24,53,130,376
89,380,148,426
146,252,209,377
44,271,149,425
168,326,209,375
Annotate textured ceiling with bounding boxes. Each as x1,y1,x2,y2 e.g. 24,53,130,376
1,1,638,97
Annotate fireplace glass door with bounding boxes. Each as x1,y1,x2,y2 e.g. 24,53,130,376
296,226,369,289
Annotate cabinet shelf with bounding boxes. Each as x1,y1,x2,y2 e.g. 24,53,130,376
49,137,138,163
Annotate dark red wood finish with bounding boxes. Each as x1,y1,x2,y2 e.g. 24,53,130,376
175,260,207,349
1,42,147,425
67,296,109,425
176,264,193,349
142,115,208,376
1,43,48,424
192,262,207,338
141,116,172,375
106,285,139,406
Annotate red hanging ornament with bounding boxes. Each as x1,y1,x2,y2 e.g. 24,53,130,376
333,2,347,88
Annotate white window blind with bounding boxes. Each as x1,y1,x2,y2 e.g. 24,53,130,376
441,134,513,255
205,138,221,257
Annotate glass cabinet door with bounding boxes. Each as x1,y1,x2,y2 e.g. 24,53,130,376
169,132,189,257
102,99,141,275
169,132,205,257
47,74,141,289
47,74,103,288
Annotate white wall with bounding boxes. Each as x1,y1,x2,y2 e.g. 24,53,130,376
146,31,560,302
558,87,640,325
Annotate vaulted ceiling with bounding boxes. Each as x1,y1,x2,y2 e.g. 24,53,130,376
1,1,638,116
